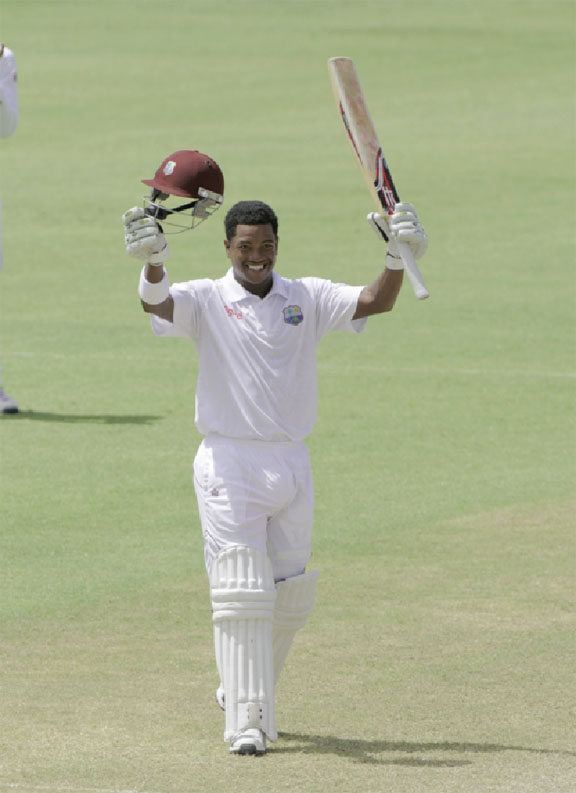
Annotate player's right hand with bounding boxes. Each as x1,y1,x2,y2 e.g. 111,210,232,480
122,207,169,265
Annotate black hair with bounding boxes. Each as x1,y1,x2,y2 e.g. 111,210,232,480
224,200,278,240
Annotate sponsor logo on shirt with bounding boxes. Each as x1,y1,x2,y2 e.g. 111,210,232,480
224,304,243,320
283,305,304,325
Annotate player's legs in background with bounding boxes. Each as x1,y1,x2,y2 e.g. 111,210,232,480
0,202,18,414
0,363,19,413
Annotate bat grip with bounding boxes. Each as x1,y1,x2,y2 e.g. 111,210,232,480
397,242,429,300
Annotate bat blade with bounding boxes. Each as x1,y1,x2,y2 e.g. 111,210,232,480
328,56,429,300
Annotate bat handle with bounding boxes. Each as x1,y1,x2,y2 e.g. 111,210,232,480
397,242,430,300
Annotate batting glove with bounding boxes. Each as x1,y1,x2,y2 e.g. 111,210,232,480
389,203,428,260
367,203,428,263
367,212,403,269
122,207,169,265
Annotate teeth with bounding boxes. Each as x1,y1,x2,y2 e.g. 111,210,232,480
247,265,265,271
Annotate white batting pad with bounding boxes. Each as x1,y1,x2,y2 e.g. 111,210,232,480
273,570,319,683
210,546,277,742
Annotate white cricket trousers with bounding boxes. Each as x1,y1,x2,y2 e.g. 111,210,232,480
193,435,314,582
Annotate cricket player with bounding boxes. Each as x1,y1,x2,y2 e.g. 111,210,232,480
123,150,428,756
0,43,19,414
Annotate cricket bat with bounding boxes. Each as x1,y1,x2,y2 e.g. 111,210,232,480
328,56,429,300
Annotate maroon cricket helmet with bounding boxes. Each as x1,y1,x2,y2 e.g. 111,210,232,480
142,150,224,199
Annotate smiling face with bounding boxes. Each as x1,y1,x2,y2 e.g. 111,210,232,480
224,224,279,297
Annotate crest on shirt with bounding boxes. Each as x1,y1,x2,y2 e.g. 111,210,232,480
283,305,304,326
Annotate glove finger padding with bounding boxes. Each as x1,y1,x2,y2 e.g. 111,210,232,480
122,207,169,264
125,224,161,243
388,203,428,260
122,206,147,226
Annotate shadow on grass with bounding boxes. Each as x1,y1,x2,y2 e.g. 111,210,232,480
274,733,575,767
6,410,162,425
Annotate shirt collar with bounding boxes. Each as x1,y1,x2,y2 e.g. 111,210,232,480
222,268,289,303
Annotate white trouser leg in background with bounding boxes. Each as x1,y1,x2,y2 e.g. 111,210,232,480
210,545,278,743
273,569,319,683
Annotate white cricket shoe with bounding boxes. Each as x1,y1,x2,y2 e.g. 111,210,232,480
229,728,267,756
0,388,18,414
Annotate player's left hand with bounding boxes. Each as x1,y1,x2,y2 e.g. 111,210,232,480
122,207,169,265
388,203,428,260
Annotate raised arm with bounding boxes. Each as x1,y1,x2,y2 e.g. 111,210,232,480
353,203,428,320
353,266,403,319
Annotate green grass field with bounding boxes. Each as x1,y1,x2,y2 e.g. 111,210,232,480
1,1,574,791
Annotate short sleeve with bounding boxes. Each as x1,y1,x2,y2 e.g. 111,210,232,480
149,279,213,339
305,278,368,339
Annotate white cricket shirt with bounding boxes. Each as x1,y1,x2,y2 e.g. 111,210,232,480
149,268,367,441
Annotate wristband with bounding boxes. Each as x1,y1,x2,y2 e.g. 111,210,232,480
385,251,404,271
138,267,170,304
